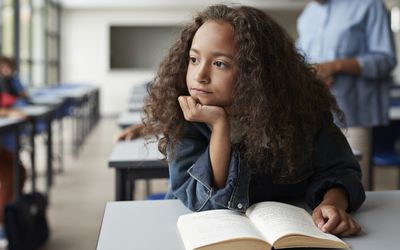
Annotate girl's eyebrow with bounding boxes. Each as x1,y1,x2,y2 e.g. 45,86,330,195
190,48,234,60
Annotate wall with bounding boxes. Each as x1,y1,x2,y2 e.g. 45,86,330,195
61,8,196,115
61,6,303,116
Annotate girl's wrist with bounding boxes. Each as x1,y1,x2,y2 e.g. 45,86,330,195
210,113,229,130
320,187,349,211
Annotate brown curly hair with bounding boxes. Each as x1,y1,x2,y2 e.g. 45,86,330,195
143,5,344,175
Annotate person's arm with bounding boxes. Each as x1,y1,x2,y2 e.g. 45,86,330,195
167,120,240,211
0,108,27,118
166,96,237,211
112,124,145,143
306,121,365,236
178,96,231,188
314,1,396,86
356,0,397,79
0,108,8,116
313,59,361,87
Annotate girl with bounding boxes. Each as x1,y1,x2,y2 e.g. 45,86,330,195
143,5,365,237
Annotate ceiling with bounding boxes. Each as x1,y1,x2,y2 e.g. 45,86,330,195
59,0,311,10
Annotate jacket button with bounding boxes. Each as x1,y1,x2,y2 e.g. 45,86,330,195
237,203,243,209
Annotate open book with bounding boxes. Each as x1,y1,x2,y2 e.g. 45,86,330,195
177,201,348,250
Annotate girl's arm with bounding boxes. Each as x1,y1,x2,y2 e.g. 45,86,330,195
306,121,365,236
178,96,231,188
208,111,231,188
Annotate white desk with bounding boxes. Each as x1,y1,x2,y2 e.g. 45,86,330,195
108,139,167,201
97,190,400,250
117,111,142,129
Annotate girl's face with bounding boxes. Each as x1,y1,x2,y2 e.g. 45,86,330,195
0,63,13,78
186,21,237,108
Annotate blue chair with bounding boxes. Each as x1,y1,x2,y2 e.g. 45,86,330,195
146,192,166,200
370,120,400,190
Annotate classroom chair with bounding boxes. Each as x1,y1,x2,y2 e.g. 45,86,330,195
146,192,166,200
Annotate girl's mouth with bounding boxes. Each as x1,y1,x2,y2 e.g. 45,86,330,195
190,88,212,94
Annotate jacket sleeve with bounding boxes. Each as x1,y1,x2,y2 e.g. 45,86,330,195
166,123,239,211
356,0,397,80
306,123,366,212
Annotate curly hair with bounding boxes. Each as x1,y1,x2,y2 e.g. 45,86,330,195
143,5,344,175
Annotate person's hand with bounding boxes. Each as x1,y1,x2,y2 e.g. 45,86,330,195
7,109,27,119
112,124,144,144
313,61,339,88
312,204,361,237
178,96,227,127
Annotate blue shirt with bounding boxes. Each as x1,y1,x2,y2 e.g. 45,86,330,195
297,0,397,127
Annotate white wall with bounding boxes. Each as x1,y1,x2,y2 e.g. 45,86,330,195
61,8,198,116
61,6,303,116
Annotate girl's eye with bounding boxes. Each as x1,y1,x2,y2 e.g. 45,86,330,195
214,61,227,68
189,56,199,64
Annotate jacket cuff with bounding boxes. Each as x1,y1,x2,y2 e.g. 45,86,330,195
187,146,238,209
306,175,366,212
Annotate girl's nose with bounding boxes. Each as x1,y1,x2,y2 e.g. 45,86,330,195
194,64,210,84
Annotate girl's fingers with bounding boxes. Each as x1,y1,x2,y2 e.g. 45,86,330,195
331,219,349,235
178,96,190,119
339,219,362,237
312,208,326,230
320,207,340,233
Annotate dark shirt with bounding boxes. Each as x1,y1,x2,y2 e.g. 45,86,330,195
166,120,366,213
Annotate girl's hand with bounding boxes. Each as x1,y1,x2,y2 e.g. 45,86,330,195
312,204,361,236
178,96,227,127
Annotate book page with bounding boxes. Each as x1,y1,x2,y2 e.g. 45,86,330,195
246,202,345,246
177,209,266,250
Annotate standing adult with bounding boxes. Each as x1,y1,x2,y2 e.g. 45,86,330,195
297,0,397,189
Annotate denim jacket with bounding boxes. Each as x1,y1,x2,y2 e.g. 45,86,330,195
166,121,365,213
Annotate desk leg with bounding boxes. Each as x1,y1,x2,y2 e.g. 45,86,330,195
30,121,36,193
13,128,21,199
116,169,127,201
58,117,64,173
127,177,134,200
46,118,53,193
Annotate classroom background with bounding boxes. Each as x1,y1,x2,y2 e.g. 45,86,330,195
0,0,399,249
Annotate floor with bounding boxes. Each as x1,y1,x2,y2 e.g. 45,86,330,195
6,117,398,250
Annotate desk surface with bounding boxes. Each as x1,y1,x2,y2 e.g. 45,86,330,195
17,105,53,118
0,117,25,132
97,190,400,250
117,112,142,128
108,139,165,168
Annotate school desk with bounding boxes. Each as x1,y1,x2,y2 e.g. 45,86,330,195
29,85,100,157
108,138,168,201
29,97,66,173
97,190,400,250
17,105,56,194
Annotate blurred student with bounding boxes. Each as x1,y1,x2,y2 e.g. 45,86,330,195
297,0,397,188
0,109,26,247
0,56,28,152
0,56,28,108
0,56,28,244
